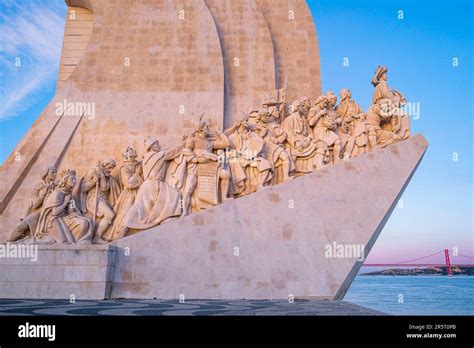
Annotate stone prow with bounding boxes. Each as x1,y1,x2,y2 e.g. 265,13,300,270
110,134,428,300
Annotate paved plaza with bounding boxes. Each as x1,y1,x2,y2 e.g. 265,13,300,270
0,299,383,316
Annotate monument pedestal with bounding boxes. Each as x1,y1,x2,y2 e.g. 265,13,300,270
110,135,428,300
0,244,116,300
0,135,427,300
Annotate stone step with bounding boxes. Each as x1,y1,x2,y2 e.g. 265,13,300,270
0,244,116,300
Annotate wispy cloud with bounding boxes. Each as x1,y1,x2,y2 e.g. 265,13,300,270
0,0,66,120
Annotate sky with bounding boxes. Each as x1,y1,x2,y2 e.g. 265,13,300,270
0,0,472,264
310,0,473,264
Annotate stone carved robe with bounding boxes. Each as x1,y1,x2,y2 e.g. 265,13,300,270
76,169,121,218
104,161,143,241
259,123,288,164
257,122,295,183
17,179,56,239
228,131,272,196
281,112,318,174
167,149,197,192
311,114,340,148
122,148,182,232
166,148,203,214
372,80,399,105
34,190,92,244
371,79,410,141
336,99,370,153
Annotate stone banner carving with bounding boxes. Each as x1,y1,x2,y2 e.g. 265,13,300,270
197,162,220,206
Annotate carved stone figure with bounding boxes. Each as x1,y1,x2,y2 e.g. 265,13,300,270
189,119,231,207
281,100,319,174
367,66,410,146
166,137,200,216
336,89,376,157
104,147,143,241
255,107,295,184
120,137,182,234
226,117,273,196
260,86,288,124
300,96,313,116
34,169,93,244
322,92,343,163
75,159,121,244
10,65,415,245
308,95,342,166
8,166,57,242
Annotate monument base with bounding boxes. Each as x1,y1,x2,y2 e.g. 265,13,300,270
0,244,116,300
110,134,428,300
0,135,427,301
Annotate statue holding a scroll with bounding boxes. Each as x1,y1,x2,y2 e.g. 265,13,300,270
189,119,231,208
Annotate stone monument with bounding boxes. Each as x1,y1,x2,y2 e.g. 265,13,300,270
0,0,427,300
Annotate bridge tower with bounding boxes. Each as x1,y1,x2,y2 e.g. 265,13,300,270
444,249,453,277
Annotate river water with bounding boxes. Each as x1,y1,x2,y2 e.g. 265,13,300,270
345,274,473,315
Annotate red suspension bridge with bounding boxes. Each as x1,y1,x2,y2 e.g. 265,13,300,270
362,249,474,276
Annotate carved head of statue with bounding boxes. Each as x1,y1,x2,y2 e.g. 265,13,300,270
340,88,352,102
267,106,280,123
257,108,271,123
291,100,307,116
315,95,329,109
325,91,338,107
122,146,138,162
100,158,117,176
300,96,311,114
144,137,160,152
183,136,195,150
58,169,77,191
268,105,278,117
41,166,57,182
371,66,388,86
194,119,210,139
236,117,250,134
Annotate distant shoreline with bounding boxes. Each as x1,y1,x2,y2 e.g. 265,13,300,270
361,266,473,276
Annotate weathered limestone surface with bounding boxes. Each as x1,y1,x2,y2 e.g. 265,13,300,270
256,0,322,101
0,244,116,299
56,5,94,91
205,0,276,128
58,0,225,172
109,134,428,300
0,0,225,239
0,1,324,241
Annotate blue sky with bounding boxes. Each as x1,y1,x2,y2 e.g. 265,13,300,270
0,0,472,263
310,0,473,263
0,0,65,157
